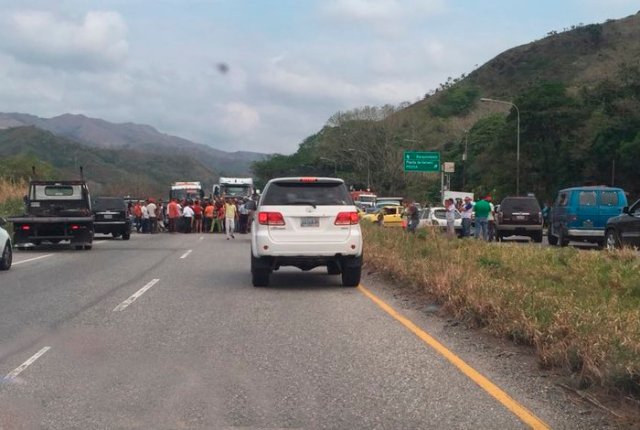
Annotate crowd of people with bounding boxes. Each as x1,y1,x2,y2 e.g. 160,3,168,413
128,196,257,240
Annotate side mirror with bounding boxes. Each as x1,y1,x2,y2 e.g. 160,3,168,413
0,217,6,226
623,206,630,214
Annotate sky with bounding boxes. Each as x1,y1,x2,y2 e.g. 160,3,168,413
0,1,638,155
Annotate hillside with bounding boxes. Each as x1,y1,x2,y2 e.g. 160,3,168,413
0,126,217,198
0,113,268,176
253,12,640,202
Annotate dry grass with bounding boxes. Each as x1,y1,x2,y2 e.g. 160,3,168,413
0,177,27,203
363,225,640,396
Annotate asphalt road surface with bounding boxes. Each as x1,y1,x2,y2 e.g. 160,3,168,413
0,232,610,429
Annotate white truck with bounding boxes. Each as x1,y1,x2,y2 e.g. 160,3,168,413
443,191,474,205
213,177,255,199
169,181,205,202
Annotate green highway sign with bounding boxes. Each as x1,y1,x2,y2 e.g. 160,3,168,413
403,151,440,172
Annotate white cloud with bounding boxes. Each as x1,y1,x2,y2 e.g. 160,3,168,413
219,102,261,135
0,10,128,71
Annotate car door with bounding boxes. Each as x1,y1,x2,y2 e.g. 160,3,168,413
384,207,403,227
618,200,640,247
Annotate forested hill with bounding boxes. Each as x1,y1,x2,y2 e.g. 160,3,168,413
0,126,216,198
253,12,640,203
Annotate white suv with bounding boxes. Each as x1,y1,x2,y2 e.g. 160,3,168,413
0,217,13,271
251,177,363,287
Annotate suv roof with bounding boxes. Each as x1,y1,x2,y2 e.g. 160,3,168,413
558,186,624,192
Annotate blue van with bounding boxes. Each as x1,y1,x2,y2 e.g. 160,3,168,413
548,186,627,247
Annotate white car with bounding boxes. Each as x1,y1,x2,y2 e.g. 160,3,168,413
418,207,463,234
0,217,12,270
251,177,363,287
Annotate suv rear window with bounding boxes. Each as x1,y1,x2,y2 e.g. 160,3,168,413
93,197,126,211
500,198,540,213
262,182,353,206
578,191,597,206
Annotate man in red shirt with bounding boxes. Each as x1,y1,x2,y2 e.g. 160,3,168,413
193,200,203,233
167,199,180,233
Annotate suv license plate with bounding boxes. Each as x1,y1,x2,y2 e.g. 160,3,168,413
104,214,113,219
300,217,319,227
515,215,525,220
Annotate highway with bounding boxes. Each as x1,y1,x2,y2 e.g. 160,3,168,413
0,233,611,429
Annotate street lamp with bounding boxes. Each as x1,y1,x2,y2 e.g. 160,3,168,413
346,148,371,191
461,129,469,190
480,97,521,196
319,157,337,176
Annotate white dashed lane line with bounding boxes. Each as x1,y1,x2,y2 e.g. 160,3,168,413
12,254,53,266
4,346,51,381
180,249,193,259
113,279,160,312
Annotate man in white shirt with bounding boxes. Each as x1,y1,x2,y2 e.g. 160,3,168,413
461,196,474,238
182,203,194,233
141,203,150,233
147,200,157,233
445,198,456,238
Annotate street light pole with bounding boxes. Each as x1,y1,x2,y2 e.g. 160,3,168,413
461,129,468,190
480,97,521,196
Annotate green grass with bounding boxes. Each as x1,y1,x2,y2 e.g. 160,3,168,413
363,224,640,396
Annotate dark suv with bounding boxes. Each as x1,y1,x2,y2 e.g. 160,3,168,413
604,199,640,250
92,197,131,240
496,196,543,242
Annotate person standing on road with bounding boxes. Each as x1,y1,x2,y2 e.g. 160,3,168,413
182,201,194,233
445,198,456,238
238,200,249,233
141,201,150,234
224,198,238,239
193,200,203,233
133,201,143,233
406,203,419,234
473,196,491,241
461,196,473,238
486,196,496,242
147,199,157,234
203,202,214,233
167,199,179,233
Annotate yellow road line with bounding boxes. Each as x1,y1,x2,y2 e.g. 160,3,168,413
357,284,551,430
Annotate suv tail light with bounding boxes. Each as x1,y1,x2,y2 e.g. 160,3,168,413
299,177,318,183
70,224,80,230
258,212,285,225
21,225,31,231
334,211,359,225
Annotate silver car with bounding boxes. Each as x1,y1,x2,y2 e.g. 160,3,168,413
418,207,463,233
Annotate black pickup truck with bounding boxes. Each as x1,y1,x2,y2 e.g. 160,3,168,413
9,180,94,250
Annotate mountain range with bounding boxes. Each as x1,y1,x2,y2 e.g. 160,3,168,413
0,113,269,198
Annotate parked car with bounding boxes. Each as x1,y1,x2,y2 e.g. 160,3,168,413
0,217,12,270
495,196,543,242
548,186,627,247
604,199,640,250
250,177,363,287
92,197,131,239
418,206,463,234
361,205,404,227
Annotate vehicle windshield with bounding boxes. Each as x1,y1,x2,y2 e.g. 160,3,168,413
221,185,250,196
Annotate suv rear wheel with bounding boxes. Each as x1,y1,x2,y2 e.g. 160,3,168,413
531,231,543,243
547,228,558,246
251,253,270,287
341,265,361,287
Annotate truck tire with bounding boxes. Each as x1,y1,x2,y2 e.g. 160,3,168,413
84,245,92,250
122,232,131,240
558,229,569,247
532,231,543,243
0,241,12,270
547,228,558,246
341,265,361,287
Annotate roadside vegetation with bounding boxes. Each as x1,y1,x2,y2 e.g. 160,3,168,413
0,177,26,235
362,224,640,399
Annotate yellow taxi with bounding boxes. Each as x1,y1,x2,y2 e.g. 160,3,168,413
361,205,405,227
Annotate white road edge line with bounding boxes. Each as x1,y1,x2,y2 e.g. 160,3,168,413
113,279,160,312
93,240,106,244
12,254,53,266
4,346,51,381
180,249,193,259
